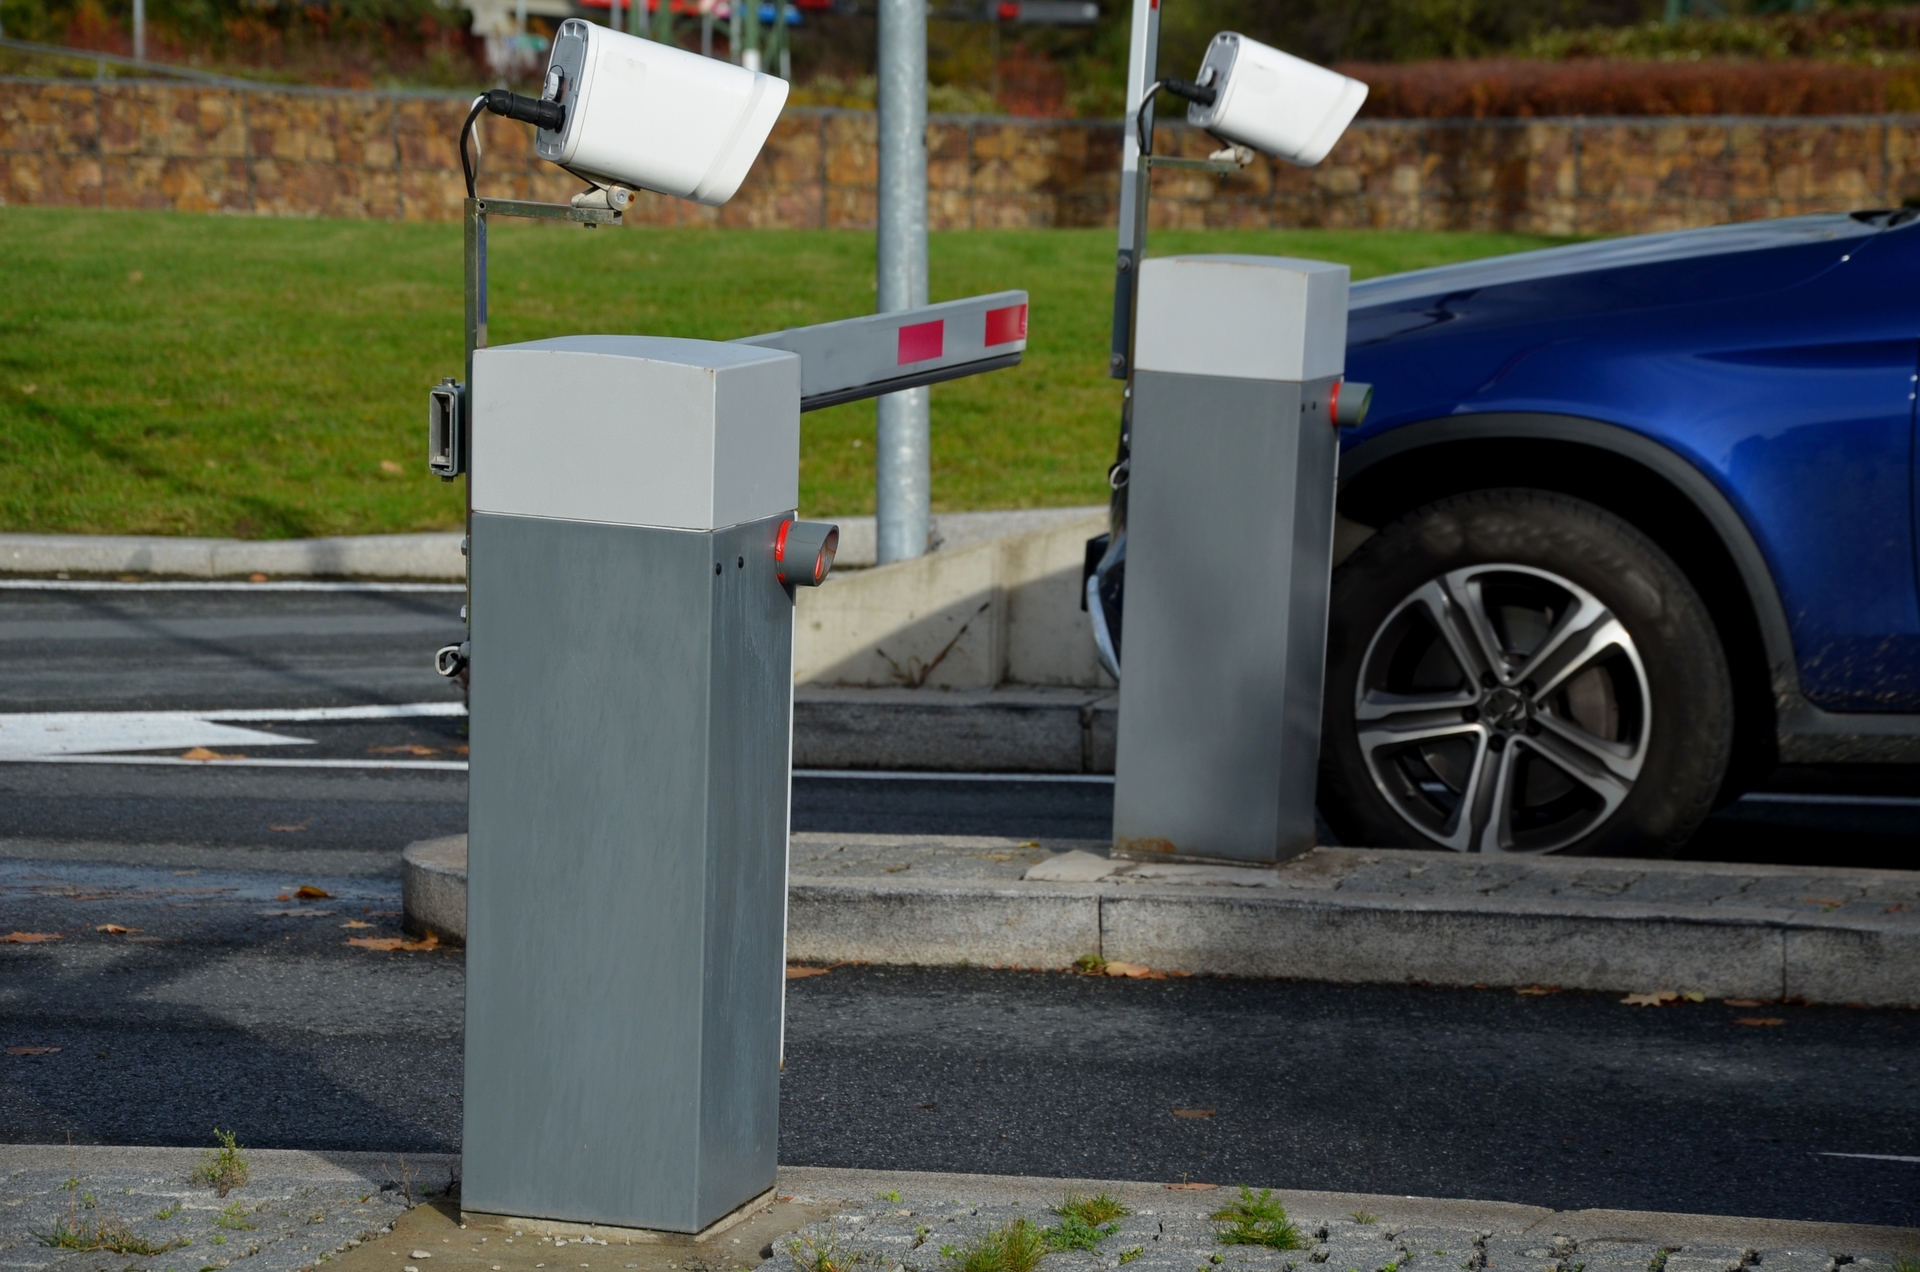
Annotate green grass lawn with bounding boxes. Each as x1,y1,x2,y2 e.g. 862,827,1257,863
0,207,1572,537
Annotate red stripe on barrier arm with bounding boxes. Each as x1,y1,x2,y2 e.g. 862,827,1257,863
774,519,792,584
897,320,945,364
984,303,1028,346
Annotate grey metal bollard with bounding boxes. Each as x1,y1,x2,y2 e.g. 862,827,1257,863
1111,255,1350,866
460,335,802,1234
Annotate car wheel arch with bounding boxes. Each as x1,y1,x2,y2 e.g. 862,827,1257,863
1335,412,1791,786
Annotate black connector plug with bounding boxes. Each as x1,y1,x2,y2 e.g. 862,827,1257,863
1161,77,1218,106
484,89,566,132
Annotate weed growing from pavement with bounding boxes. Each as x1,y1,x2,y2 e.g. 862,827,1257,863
944,1218,1049,1272
1350,1212,1377,1225
1119,1250,1144,1265
195,1129,249,1197
35,1212,187,1255
878,1191,903,1203
1211,1189,1304,1251
216,1203,257,1231
1045,1192,1131,1252
1891,1255,1920,1272
1074,955,1107,974
787,1228,868,1272
155,1204,181,1220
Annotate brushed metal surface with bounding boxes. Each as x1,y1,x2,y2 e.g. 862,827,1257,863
1112,372,1339,864
463,511,792,1232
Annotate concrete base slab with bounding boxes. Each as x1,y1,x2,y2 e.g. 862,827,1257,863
461,1188,776,1244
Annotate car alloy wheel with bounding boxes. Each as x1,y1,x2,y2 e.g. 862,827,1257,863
1318,489,1733,858
1354,563,1651,854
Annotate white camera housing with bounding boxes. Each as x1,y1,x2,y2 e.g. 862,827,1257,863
1185,33,1367,167
536,20,788,206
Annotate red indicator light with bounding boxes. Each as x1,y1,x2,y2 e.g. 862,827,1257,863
897,320,944,364
984,303,1028,346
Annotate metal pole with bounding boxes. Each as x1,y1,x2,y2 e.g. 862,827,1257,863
874,0,929,563
464,198,487,636
132,0,144,61
654,0,673,47
1108,0,1158,384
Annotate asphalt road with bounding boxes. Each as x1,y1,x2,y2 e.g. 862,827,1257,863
2,583,1918,1228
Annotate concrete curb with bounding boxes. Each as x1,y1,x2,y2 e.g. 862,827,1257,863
0,510,1104,581
0,532,466,579
402,837,1920,1005
794,686,1115,771
402,834,469,942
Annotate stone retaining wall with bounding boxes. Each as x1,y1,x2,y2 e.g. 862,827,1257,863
5,76,1918,233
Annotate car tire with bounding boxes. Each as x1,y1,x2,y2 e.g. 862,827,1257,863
1318,488,1733,856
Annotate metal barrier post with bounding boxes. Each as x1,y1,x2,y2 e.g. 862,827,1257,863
1111,255,1350,866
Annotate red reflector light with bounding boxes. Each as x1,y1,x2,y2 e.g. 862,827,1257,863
897,320,944,364
984,303,1028,346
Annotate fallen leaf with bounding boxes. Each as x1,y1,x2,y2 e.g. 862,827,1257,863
1104,961,1153,978
347,931,440,952
1736,1017,1785,1027
294,886,331,899
1515,985,1561,996
1164,1183,1218,1191
95,924,140,934
380,460,404,475
270,818,314,833
452,745,470,755
275,893,292,901
181,747,246,761
20,384,37,395
786,966,831,979
369,745,438,757
248,573,269,583
127,270,143,283
2,932,60,943
1170,1108,1215,1119
1802,897,1848,907
1684,991,1707,1002
341,920,372,929
5,1044,60,1056
1886,902,1911,914
1621,990,1682,1006
1724,998,1768,1008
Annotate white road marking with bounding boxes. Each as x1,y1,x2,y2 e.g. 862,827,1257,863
0,580,464,593
5,754,468,771
1817,1152,1920,1163
0,703,464,762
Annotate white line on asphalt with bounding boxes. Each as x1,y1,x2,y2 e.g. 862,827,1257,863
793,769,1116,784
1817,1152,1920,1163
0,704,465,762
3,754,469,771
0,580,465,593
1740,791,1920,809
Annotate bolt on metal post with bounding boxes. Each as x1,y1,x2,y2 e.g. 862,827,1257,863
875,0,930,564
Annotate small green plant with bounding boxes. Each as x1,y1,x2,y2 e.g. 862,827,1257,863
155,1203,181,1220
787,1228,867,1272
1889,1255,1920,1272
878,1191,903,1203
36,1214,185,1256
195,1129,249,1198
1045,1191,1131,1252
61,1178,80,1192
913,1227,933,1250
1119,1250,1144,1265
209,1234,227,1246
941,1247,962,1260
1211,1188,1304,1251
80,1193,98,1210
1349,1212,1377,1225
943,1218,1049,1272
1074,954,1108,974
216,1203,256,1231
1649,1251,1674,1272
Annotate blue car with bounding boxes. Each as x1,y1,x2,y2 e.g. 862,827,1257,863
1097,209,1920,855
